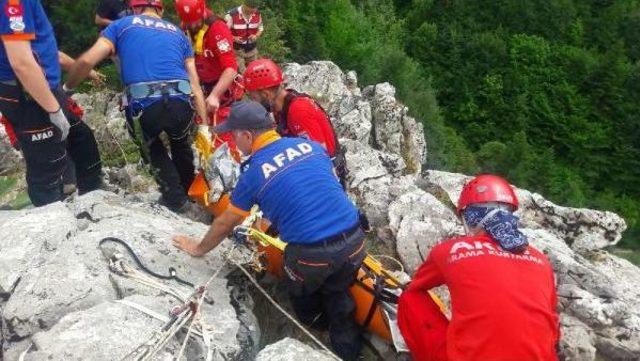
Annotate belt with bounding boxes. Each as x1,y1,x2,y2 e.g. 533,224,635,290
290,223,362,248
126,80,192,100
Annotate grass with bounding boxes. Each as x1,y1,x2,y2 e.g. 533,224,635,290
609,247,640,266
0,176,17,196
0,175,32,210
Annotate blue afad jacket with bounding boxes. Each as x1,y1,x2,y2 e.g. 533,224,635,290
230,131,359,244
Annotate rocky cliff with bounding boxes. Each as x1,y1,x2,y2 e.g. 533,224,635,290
0,61,638,361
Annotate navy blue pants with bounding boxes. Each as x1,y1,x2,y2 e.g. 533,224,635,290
126,98,194,211
0,83,101,206
283,227,366,361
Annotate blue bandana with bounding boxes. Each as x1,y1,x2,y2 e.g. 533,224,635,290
463,206,529,253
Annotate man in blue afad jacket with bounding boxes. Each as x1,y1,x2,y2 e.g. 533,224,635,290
173,100,366,360
65,0,208,213
0,0,102,206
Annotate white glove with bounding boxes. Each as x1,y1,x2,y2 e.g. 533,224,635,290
49,108,70,141
197,124,210,135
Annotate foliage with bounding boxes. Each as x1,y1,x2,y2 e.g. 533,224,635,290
42,0,640,247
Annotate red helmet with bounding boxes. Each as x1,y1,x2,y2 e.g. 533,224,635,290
174,0,206,24
457,174,519,214
243,59,284,91
129,0,163,10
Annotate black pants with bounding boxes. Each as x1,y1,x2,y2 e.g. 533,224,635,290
0,84,102,206
284,226,366,361
126,98,195,210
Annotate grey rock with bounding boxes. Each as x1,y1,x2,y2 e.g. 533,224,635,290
0,124,21,176
559,314,597,361
1,191,258,360
422,170,627,252
283,62,355,117
389,189,461,272
27,295,180,361
364,83,426,174
0,202,75,295
255,338,335,361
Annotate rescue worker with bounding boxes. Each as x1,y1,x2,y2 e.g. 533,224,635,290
0,51,103,195
174,0,238,116
398,174,560,361
243,59,348,187
65,0,209,213
95,0,131,30
173,101,366,361
0,0,102,207
225,0,263,72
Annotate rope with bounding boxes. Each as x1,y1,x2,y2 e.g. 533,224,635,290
100,237,195,287
232,259,341,361
175,245,237,360
370,254,405,274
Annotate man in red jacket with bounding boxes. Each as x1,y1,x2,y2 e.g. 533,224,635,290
398,174,560,361
175,0,238,116
243,59,347,187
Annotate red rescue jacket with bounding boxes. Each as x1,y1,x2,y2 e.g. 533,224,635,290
276,90,338,157
399,234,560,361
185,16,238,85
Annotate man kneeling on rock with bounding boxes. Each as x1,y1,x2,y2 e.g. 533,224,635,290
398,174,560,361
173,100,366,361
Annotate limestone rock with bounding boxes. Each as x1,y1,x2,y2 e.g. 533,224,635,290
255,338,335,361
0,124,21,176
422,170,627,252
1,191,258,359
389,189,461,272
363,83,426,174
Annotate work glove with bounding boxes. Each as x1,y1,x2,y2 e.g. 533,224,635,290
49,108,70,141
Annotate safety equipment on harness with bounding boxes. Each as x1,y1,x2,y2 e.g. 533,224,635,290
49,107,70,141
126,80,192,100
457,174,519,214
124,80,192,118
175,0,206,25
128,0,163,10
243,59,283,91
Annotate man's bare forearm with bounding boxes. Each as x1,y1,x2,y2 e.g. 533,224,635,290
65,39,112,89
4,41,59,112
195,210,243,255
209,68,237,99
58,51,75,72
186,59,208,121
95,15,112,27
65,57,95,89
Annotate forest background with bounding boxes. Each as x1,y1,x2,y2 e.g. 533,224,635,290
41,0,640,250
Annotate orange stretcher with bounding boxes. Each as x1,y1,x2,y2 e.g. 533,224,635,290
236,224,447,344
188,112,446,345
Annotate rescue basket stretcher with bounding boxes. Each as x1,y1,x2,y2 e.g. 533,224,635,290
186,113,447,349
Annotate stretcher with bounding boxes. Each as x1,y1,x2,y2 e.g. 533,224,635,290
187,108,447,349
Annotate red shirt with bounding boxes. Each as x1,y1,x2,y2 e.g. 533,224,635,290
189,18,237,84
0,115,17,147
277,95,337,156
407,234,559,361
